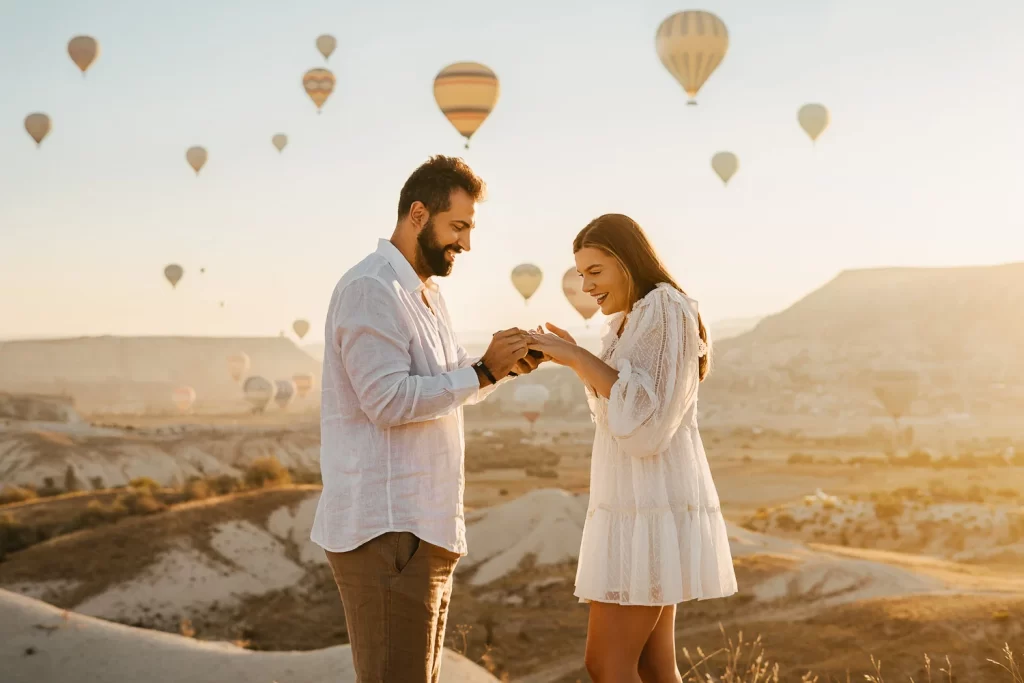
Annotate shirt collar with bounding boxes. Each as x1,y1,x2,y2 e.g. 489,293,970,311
376,239,438,293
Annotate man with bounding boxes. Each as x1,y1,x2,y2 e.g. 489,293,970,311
311,155,541,682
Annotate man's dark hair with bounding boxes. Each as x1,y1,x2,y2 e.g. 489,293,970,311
397,155,486,220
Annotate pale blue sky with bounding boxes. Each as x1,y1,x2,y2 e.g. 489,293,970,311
2,0,1022,345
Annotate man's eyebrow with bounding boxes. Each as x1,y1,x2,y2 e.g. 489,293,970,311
451,220,474,229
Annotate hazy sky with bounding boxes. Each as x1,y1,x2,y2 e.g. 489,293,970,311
2,0,1022,345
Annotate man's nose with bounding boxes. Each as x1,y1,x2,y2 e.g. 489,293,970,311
457,234,471,252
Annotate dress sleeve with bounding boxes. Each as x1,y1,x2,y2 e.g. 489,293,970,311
605,288,697,458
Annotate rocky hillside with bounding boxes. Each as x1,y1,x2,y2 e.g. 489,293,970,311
0,336,321,414
702,262,1024,420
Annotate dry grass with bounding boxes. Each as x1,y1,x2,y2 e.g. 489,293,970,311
676,626,1022,683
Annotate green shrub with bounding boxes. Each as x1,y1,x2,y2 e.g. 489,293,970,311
874,499,904,521
0,513,38,560
209,474,241,496
129,477,161,492
183,479,211,502
118,491,166,515
0,486,38,506
38,477,62,498
89,476,105,491
244,457,291,489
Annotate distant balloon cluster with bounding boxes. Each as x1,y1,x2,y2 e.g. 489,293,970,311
654,10,831,186
169,351,318,415
23,33,502,166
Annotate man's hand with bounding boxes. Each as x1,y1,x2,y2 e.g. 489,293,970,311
477,328,529,384
509,325,548,376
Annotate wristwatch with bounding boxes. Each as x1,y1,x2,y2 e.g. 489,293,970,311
473,360,497,385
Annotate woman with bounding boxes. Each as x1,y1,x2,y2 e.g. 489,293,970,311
527,214,737,683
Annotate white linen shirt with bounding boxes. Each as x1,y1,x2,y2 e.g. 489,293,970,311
311,239,496,556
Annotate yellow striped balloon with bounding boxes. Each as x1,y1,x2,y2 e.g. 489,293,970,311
433,62,499,148
302,68,336,113
655,11,729,105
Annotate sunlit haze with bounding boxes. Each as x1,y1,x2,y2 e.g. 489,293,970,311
2,0,1021,345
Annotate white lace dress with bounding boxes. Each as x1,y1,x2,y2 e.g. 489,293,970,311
575,283,738,606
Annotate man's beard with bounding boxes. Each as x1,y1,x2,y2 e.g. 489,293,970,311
416,218,460,277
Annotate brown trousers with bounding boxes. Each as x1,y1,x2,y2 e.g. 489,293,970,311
325,532,460,683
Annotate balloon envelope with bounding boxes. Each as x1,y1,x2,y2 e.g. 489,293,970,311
293,319,310,339
186,146,207,175
433,62,499,146
172,386,196,413
272,134,288,152
302,68,336,111
316,34,337,60
24,113,51,146
711,152,738,185
68,36,99,74
655,11,729,104
514,384,550,424
243,376,275,412
511,264,543,302
227,352,250,383
274,379,296,410
293,373,315,398
164,264,184,288
798,104,830,142
562,267,600,320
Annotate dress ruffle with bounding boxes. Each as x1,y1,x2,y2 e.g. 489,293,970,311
574,503,738,606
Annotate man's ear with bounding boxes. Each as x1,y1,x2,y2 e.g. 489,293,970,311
409,201,429,231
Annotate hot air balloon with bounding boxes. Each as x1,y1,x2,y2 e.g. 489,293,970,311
514,384,550,429
316,35,337,61
164,264,184,288
655,11,729,105
186,146,207,175
172,386,196,413
243,376,275,413
561,267,601,322
293,373,315,398
227,352,250,383
798,104,830,143
272,134,288,153
200,267,206,274
67,36,99,75
302,68,335,113
274,379,296,410
292,319,310,339
433,62,499,148
511,264,543,302
711,152,738,185
24,113,51,147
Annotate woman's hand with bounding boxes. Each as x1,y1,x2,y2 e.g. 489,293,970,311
527,323,580,367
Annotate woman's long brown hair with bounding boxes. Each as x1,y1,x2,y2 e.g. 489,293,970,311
573,213,711,381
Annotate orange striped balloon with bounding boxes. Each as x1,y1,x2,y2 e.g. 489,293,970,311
655,11,729,105
433,62,499,148
302,68,336,113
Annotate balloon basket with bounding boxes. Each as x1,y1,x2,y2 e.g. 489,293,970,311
687,100,698,106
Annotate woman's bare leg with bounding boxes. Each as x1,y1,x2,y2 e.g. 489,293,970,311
637,604,682,683
585,601,664,683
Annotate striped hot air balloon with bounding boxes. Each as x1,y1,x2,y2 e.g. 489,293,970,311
302,68,335,113
433,62,499,148
655,11,729,105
